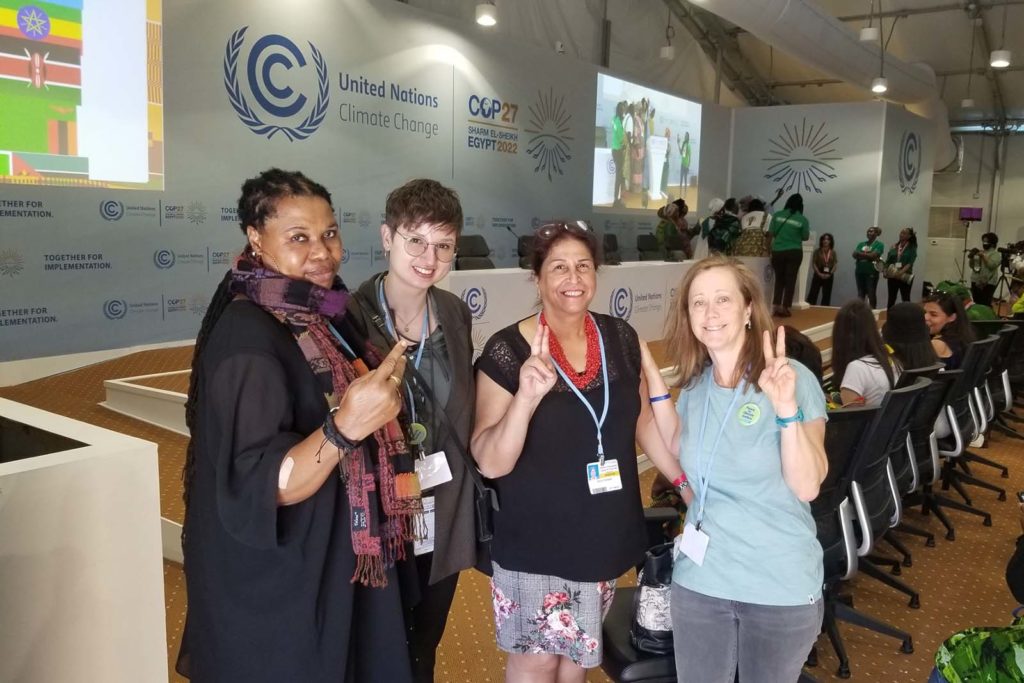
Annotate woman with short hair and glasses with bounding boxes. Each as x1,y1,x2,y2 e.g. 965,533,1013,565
472,220,690,682
350,178,479,683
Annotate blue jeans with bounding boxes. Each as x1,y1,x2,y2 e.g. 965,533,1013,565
671,583,823,683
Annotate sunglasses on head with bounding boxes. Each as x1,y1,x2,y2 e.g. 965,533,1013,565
535,220,591,240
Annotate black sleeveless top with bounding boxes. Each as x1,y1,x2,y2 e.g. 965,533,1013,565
475,313,645,582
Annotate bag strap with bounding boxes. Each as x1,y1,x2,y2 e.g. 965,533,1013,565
365,308,491,499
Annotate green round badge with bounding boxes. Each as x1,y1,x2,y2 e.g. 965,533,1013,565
738,402,761,426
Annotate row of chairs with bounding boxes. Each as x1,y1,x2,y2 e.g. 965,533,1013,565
452,233,658,270
600,322,1024,681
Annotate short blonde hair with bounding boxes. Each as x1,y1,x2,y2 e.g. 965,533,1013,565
664,255,774,389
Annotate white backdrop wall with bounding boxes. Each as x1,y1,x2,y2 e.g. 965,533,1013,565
730,102,887,306
0,0,735,367
878,104,935,300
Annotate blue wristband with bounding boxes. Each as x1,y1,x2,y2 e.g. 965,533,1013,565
649,393,672,404
775,407,804,428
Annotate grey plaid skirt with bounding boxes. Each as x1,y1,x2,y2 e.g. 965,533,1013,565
490,561,617,668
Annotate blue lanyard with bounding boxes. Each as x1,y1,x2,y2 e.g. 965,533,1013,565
694,369,745,529
377,276,428,424
326,322,357,359
541,312,610,464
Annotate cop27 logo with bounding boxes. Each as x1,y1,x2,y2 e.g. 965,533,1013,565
609,287,633,320
223,27,329,141
461,287,488,320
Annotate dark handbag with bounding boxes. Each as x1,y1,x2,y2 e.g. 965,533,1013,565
631,542,675,655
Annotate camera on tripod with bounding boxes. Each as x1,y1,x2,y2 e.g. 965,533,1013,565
998,244,1022,272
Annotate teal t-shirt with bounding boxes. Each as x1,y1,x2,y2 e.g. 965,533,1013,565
769,210,810,252
673,361,827,606
854,239,884,276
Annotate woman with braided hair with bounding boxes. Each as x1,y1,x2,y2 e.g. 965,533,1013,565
176,168,416,682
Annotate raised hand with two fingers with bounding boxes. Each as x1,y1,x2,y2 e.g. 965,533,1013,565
757,326,798,417
518,323,557,403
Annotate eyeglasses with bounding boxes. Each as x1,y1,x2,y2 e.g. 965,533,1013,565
393,230,457,263
535,220,592,240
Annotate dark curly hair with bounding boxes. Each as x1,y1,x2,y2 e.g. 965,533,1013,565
182,169,335,513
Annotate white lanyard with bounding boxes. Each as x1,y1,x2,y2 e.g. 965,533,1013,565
542,313,610,464
694,370,745,529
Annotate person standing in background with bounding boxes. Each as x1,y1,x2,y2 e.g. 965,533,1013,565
883,227,918,309
677,132,692,201
969,232,1000,306
610,102,626,208
853,226,885,308
807,233,837,306
768,193,810,318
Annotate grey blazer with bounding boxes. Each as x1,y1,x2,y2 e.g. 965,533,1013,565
351,275,479,583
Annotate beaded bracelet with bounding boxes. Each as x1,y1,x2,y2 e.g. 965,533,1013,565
671,473,689,489
649,393,671,404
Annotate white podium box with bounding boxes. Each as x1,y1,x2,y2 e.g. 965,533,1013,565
0,398,167,683
593,147,615,206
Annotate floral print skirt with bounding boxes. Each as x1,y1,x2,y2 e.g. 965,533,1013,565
490,561,616,668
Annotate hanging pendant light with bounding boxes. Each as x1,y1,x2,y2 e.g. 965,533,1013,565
989,3,1011,68
475,2,497,27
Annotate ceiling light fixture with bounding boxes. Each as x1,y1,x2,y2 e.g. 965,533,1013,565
871,76,888,94
860,0,879,41
989,3,1011,68
660,10,676,60
963,18,977,109
475,2,496,27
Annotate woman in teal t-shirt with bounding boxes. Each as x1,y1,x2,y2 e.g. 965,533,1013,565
884,227,918,310
661,255,827,682
769,193,810,317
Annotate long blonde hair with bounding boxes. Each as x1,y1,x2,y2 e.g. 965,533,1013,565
664,255,775,389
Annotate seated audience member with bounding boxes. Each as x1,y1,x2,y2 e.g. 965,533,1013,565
882,303,940,371
928,503,1024,682
783,325,824,385
935,281,998,321
831,299,898,407
923,291,977,370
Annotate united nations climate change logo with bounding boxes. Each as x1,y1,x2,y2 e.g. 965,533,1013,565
103,299,127,320
224,27,329,141
524,87,573,181
100,199,124,221
153,249,175,269
461,287,488,320
0,249,24,277
763,118,842,194
898,131,921,194
610,287,633,321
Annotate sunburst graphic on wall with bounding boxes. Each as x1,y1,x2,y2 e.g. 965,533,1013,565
762,118,843,194
524,87,573,182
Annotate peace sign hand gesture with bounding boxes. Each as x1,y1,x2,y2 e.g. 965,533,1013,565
757,326,798,417
518,323,558,404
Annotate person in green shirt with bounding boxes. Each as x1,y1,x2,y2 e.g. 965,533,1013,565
969,232,1001,306
853,226,885,309
769,193,810,317
610,101,626,208
884,227,918,310
655,199,699,260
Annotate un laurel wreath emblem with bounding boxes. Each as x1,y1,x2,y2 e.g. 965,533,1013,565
223,26,330,141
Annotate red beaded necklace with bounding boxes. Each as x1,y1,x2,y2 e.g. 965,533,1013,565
540,312,601,389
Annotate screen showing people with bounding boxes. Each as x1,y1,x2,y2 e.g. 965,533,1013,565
593,73,701,212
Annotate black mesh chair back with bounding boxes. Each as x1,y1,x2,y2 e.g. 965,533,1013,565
894,363,942,389
849,381,925,554
602,233,622,265
907,370,960,489
455,234,495,270
939,336,998,456
970,334,1003,427
980,326,1018,415
888,377,933,496
814,406,876,582
1004,320,1024,391
636,234,662,261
